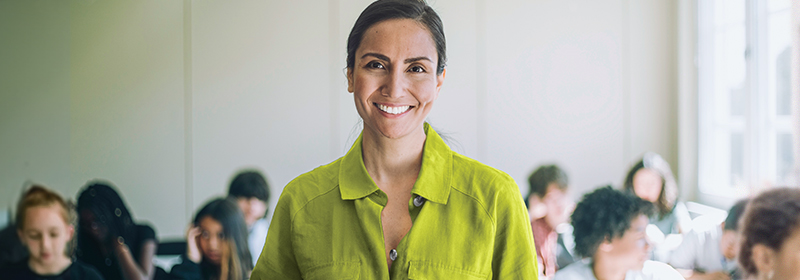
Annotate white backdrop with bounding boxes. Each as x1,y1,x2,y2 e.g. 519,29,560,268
1,0,679,239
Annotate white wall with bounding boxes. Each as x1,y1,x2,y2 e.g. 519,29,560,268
0,0,679,239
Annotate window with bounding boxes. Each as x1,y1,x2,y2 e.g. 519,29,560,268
697,0,794,196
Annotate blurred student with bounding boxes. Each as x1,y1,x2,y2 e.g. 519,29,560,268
76,182,158,280
623,153,691,236
227,171,270,266
171,198,252,280
669,200,749,280
554,186,684,280
1,185,104,280
527,165,577,278
738,187,800,280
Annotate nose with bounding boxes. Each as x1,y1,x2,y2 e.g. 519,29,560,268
382,69,406,98
209,236,219,249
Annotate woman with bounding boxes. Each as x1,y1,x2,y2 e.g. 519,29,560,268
623,152,691,235
252,0,537,279
76,182,158,280
170,198,252,280
1,185,104,280
738,187,800,280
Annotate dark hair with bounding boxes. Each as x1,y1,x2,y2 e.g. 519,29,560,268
527,165,569,198
194,198,253,280
346,0,446,74
76,182,137,250
724,199,749,231
571,186,655,258
738,188,800,276
623,152,679,218
228,170,270,202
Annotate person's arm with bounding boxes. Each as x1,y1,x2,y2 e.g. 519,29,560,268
677,269,730,280
114,239,156,280
491,176,539,279
251,189,302,280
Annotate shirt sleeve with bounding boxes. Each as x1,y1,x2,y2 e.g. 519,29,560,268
250,189,302,280
491,175,540,279
668,230,698,270
169,255,204,280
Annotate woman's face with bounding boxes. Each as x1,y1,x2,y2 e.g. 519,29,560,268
18,205,73,265
198,216,225,265
770,227,800,279
347,18,444,140
632,168,662,203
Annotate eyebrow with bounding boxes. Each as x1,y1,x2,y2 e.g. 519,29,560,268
361,53,433,64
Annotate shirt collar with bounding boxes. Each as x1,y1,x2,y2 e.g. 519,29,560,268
338,123,453,204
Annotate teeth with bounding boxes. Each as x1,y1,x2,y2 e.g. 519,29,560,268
377,104,410,115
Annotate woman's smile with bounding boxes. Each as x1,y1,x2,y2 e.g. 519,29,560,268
374,102,414,116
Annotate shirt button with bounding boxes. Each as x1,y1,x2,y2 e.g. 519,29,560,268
389,249,398,261
413,195,426,207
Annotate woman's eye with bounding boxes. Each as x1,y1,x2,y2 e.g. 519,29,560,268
367,61,384,69
409,66,425,73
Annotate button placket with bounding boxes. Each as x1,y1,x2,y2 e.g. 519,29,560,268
389,249,398,261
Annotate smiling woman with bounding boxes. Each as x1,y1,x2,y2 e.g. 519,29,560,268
251,0,538,279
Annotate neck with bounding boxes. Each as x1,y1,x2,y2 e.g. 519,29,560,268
592,257,628,280
28,255,71,276
361,124,426,190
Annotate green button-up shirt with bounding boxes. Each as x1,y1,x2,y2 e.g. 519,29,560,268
252,124,538,279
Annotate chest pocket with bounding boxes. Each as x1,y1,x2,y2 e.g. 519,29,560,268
408,261,488,280
302,261,361,280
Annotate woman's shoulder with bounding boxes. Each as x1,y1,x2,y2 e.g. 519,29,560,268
279,157,344,204
450,153,518,193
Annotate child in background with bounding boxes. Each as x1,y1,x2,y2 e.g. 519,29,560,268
623,152,692,236
1,185,104,280
76,182,158,280
669,200,749,280
554,186,684,280
171,198,252,280
526,164,577,278
227,171,270,266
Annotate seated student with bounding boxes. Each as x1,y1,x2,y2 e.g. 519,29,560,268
738,187,800,280
623,153,692,236
1,185,104,280
76,182,158,280
227,171,270,266
527,164,578,278
554,186,684,280
669,199,749,280
171,198,252,280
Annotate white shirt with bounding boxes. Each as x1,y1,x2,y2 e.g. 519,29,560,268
248,218,269,266
668,225,737,273
554,259,685,280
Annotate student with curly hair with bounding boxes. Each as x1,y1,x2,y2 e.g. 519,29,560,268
738,187,800,280
554,186,683,280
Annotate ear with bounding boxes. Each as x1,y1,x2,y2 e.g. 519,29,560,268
434,68,446,99
598,237,615,252
751,244,776,276
66,224,75,240
17,229,23,242
720,222,726,231
347,68,355,93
